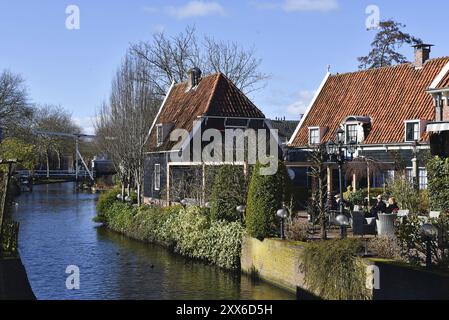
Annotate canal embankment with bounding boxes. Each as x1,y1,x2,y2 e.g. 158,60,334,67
95,189,244,270
241,236,449,300
14,182,293,299
0,257,36,300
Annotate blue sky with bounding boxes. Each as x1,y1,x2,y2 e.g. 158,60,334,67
1,0,448,134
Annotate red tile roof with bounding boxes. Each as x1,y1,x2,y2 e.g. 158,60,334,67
289,57,449,147
437,71,449,88
148,73,265,151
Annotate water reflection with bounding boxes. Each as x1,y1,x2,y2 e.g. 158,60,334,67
13,183,295,300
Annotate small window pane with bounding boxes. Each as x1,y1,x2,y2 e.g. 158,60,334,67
406,122,419,142
346,124,358,143
154,164,161,190
157,125,163,146
309,129,320,145
419,169,428,190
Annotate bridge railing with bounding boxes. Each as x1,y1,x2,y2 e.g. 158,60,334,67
16,170,93,178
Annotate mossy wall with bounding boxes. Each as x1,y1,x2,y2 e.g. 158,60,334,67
240,237,307,293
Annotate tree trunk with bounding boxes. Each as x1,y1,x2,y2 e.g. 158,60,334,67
46,150,50,178
56,150,62,170
136,182,141,206
121,180,125,202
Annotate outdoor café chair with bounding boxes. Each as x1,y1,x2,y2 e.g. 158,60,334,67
351,211,365,236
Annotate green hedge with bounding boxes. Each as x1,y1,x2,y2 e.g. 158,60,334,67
426,156,449,212
210,165,247,222
95,191,244,270
246,160,291,240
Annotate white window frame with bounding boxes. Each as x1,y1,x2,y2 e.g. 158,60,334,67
345,123,359,144
156,124,163,147
308,127,320,145
154,164,161,191
419,168,428,190
404,120,420,142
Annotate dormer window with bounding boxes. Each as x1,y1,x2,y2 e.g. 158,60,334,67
156,124,163,147
405,120,421,142
342,116,371,144
346,124,358,143
308,127,327,145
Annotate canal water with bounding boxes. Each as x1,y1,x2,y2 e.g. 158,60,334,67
12,183,295,300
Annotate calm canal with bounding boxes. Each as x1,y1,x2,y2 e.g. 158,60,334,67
12,183,295,300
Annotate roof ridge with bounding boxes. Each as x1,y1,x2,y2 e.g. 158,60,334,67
203,73,222,114
218,73,266,117
171,72,222,88
330,56,449,78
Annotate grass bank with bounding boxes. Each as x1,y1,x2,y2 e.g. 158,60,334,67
94,189,244,270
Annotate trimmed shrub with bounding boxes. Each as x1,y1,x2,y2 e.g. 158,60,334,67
95,188,120,222
285,217,309,242
396,213,449,268
245,160,291,240
369,236,402,260
94,199,244,270
426,156,449,212
210,165,247,222
300,239,370,300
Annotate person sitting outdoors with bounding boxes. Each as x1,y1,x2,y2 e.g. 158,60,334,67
385,197,399,214
368,195,387,219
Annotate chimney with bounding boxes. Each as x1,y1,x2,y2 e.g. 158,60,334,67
187,67,202,90
413,44,433,68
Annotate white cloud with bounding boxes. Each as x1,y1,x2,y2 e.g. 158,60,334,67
73,116,97,135
282,0,338,12
286,90,315,116
165,1,226,19
252,0,338,13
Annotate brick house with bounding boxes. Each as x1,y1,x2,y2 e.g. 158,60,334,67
143,68,277,205
287,45,449,194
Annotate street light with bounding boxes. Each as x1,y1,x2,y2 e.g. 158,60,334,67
336,214,350,239
236,205,246,224
180,199,188,208
326,129,358,217
276,208,288,240
420,223,438,268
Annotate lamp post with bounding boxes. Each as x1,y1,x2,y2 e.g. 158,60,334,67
236,205,246,224
420,223,438,268
180,199,188,208
336,214,350,239
411,140,420,192
326,129,357,217
276,208,288,240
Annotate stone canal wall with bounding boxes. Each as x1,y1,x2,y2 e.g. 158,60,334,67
0,257,36,300
241,236,449,300
240,237,308,294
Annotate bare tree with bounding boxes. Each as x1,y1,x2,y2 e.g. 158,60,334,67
32,105,81,177
308,144,329,240
0,70,33,137
130,25,268,96
95,53,160,205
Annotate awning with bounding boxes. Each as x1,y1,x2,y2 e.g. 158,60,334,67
427,122,449,132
